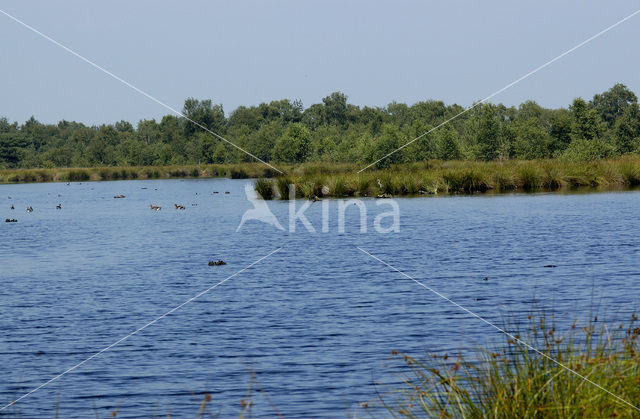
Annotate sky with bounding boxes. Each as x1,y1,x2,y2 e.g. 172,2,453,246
0,1,639,125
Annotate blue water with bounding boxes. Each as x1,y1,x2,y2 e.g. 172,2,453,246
1,179,640,417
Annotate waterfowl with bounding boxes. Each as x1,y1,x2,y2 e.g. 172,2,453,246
224,191,230,194
114,195,125,199
5,218,17,223
150,204,161,211
56,204,62,210
10,204,14,210
208,260,226,266
309,196,321,202
26,206,33,213
174,204,185,210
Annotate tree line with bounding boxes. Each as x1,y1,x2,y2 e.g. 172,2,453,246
1,83,639,169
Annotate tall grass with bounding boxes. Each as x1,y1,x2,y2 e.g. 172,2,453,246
4,158,640,197
254,178,274,200
373,311,640,418
0,163,280,184
253,156,640,199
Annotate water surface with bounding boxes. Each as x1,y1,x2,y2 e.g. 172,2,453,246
1,179,639,417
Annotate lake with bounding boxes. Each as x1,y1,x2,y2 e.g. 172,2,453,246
1,179,640,417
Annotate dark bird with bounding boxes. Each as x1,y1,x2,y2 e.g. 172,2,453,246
208,260,226,266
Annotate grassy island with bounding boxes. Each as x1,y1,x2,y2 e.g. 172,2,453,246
253,157,640,199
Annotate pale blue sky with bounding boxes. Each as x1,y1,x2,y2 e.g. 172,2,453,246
1,1,639,125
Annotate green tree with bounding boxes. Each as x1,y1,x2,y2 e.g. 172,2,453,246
371,124,403,169
0,132,28,167
570,98,603,141
436,124,461,160
613,103,640,153
472,105,501,161
182,98,226,137
591,83,638,128
512,119,553,159
549,110,573,151
322,92,348,126
273,123,311,163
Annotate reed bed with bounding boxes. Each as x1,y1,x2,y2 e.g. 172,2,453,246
0,163,279,184
369,310,640,418
251,156,640,199
4,158,640,199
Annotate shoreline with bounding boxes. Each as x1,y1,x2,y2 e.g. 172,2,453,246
3,157,640,199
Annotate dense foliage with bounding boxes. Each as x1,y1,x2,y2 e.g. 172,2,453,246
1,84,639,170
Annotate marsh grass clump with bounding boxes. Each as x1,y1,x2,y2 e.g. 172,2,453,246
442,169,488,193
378,311,640,418
356,177,372,196
35,170,54,182
540,163,563,190
297,180,322,199
144,168,161,179
517,165,542,191
98,168,113,180
618,162,640,186
169,168,187,178
254,178,274,200
401,175,419,195
227,167,248,179
490,168,516,192
66,169,90,182
378,175,396,195
276,177,293,200
333,177,347,197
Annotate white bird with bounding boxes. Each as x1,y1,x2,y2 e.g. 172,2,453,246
377,179,383,189
236,184,284,232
